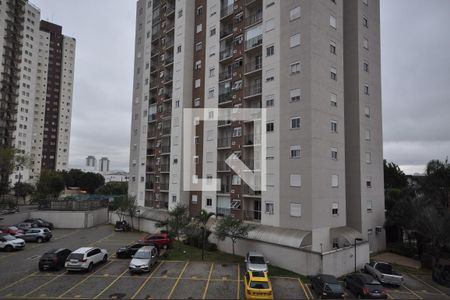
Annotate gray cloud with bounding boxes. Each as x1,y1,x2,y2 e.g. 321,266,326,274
32,0,450,174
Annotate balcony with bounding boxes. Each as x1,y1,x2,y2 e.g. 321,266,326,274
148,113,157,123
218,120,232,127
243,209,261,222
160,164,170,172
245,35,263,51
244,83,262,98
145,182,154,190
147,130,157,139
161,146,171,154
219,92,232,104
160,183,169,191
165,39,174,49
243,185,262,197
216,207,232,217
219,48,233,61
219,70,232,82
146,165,156,173
245,11,263,28
218,185,231,194
147,148,156,156
217,161,231,172
166,4,175,16
244,61,262,74
217,137,231,148
162,127,171,135
221,4,234,19
244,134,261,146
220,24,234,39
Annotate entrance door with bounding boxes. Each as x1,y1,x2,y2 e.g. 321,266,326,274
254,200,261,221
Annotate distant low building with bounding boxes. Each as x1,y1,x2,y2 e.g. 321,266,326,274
104,171,129,183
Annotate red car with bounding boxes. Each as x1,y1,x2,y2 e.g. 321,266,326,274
0,225,23,236
139,233,172,249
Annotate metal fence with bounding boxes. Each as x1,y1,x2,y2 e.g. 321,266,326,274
49,199,109,211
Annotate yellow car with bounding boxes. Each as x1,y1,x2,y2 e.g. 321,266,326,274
244,271,273,299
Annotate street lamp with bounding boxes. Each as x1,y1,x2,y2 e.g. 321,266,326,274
354,238,363,272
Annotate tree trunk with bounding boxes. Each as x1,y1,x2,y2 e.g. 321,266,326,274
232,239,235,255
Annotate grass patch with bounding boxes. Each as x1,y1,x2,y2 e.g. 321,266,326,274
164,241,307,280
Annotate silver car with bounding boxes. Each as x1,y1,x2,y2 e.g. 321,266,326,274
245,252,269,273
129,246,158,273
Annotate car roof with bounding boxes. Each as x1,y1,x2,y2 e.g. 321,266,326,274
317,274,339,283
73,247,95,253
138,246,155,251
248,271,269,280
354,273,379,283
247,251,264,257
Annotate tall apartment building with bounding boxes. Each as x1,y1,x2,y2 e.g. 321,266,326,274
99,157,110,173
0,1,75,185
129,0,385,254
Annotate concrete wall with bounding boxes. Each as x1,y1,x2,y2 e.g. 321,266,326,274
109,212,160,234
210,234,369,277
0,212,31,226
29,208,108,229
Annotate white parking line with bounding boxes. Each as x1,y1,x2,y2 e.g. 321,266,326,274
409,273,446,295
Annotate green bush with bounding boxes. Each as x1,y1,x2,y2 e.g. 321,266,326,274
388,243,417,258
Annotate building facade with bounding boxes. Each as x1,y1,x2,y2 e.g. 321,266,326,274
99,157,110,173
0,0,76,185
129,0,385,254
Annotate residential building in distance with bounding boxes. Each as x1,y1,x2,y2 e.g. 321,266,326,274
129,0,385,274
99,157,110,173
0,0,75,184
104,171,129,183
85,155,97,172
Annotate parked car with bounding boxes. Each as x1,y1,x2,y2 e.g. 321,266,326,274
39,248,72,271
244,271,273,299
310,274,345,299
65,247,108,272
116,242,147,259
344,273,387,299
0,225,23,236
15,222,39,231
18,228,52,243
0,234,25,251
364,261,403,286
114,220,131,232
432,263,450,288
128,246,158,273
139,233,172,249
245,252,269,273
24,218,54,230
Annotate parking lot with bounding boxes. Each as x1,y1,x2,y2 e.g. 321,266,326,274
0,225,449,299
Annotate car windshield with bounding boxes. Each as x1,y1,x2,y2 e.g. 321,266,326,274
2,235,16,241
249,281,269,289
325,283,343,293
134,251,151,259
377,263,393,274
68,253,84,261
249,256,265,264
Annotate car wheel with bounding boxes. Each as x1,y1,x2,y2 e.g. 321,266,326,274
88,263,93,272
36,237,43,243
103,255,108,263
4,245,13,252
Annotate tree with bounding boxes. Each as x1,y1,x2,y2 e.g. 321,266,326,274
32,171,65,209
422,159,450,209
95,182,128,195
13,182,35,205
215,215,253,255
167,204,189,240
384,160,408,190
0,147,16,197
115,194,138,229
195,210,215,260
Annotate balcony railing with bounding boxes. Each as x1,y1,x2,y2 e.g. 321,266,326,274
243,209,261,222
161,146,171,154
147,148,156,156
244,61,262,74
216,207,232,217
219,70,232,81
160,183,169,191
219,185,231,194
160,164,170,172
220,24,234,39
245,35,263,50
221,4,234,18
243,185,262,196
145,182,154,190
244,84,262,98
219,92,232,104
218,120,232,127
217,137,231,148
245,11,263,27
162,127,171,135
244,134,261,145
219,48,233,61
147,165,156,173
217,161,231,171
148,113,157,122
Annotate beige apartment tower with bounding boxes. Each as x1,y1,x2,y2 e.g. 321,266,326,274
129,0,385,264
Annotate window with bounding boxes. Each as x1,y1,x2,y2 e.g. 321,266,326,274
289,6,301,21
290,117,301,129
330,93,337,107
210,27,216,36
365,152,372,164
363,38,369,49
207,130,214,141
330,15,337,29
266,45,274,56
364,61,369,72
265,69,274,82
290,145,301,158
332,203,339,216
209,67,215,77
290,203,302,217
290,62,301,74
196,24,202,33
331,175,339,187
290,33,301,48
197,6,203,15
194,98,200,107
362,0,368,5
265,18,275,31
266,122,274,132
330,67,337,80
367,200,373,212
363,17,368,28
364,106,370,118
331,147,338,160
365,129,371,141
206,198,212,206
232,175,241,185
290,174,301,187
331,120,338,133
330,41,336,54
195,60,202,70
177,45,182,53
366,177,372,188
265,95,274,107
232,127,242,137
208,88,215,98
195,79,201,88
265,202,274,215
364,84,369,95
178,9,183,18
195,42,203,51
290,88,301,102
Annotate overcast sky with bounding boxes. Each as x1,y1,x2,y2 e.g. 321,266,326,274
32,0,450,175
